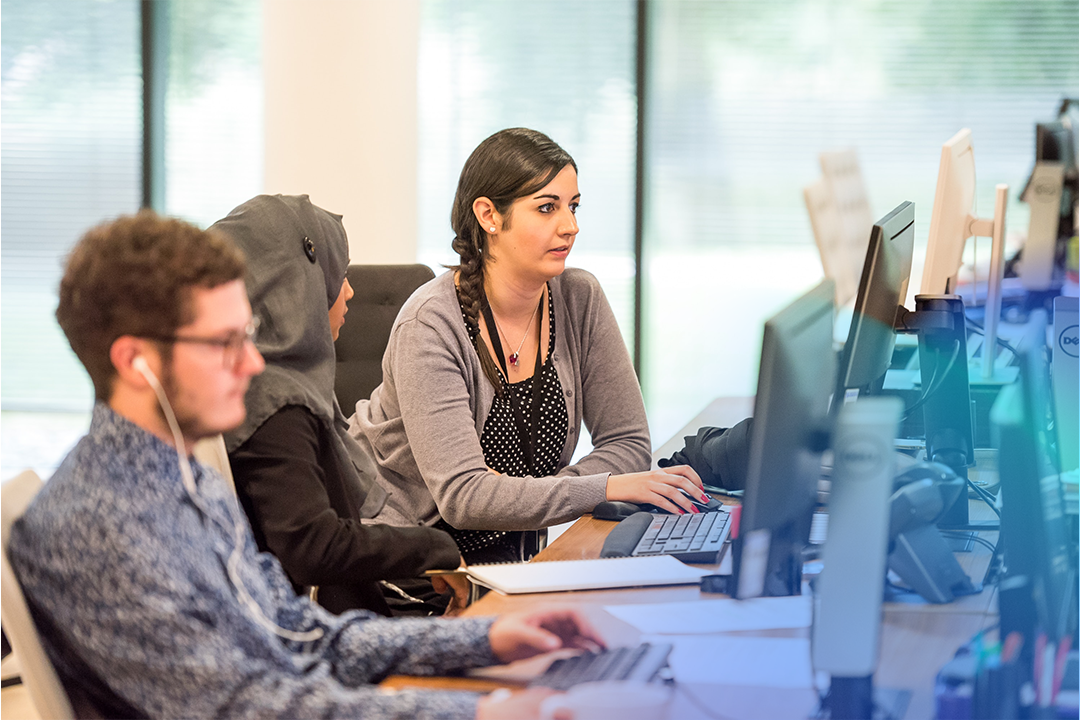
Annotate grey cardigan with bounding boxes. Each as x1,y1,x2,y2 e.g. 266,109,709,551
348,268,651,531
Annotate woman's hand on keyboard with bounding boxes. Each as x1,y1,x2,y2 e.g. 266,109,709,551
605,465,706,514
488,607,605,663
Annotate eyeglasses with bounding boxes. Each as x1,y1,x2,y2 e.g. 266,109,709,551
144,317,260,370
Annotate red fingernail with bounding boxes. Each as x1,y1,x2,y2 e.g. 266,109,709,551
678,508,686,514
701,494,710,502
691,506,701,514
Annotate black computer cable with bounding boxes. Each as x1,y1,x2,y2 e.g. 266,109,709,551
965,478,1001,519
900,339,962,422
964,315,1020,362
940,531,998,555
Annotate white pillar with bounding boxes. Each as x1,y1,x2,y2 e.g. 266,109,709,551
263,0,419,264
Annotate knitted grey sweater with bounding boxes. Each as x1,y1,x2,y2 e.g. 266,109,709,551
348,268,651,531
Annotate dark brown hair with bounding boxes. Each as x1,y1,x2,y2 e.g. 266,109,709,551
56,210,246,400
451,127,576,392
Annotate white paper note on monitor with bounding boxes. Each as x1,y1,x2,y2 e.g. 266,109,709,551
604,595,811,635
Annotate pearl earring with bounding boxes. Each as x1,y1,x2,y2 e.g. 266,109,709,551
489,226,496,232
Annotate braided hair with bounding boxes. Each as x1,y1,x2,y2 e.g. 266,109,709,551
451,128,577,394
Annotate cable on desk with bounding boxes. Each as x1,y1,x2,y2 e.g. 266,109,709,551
966,478,1002,519
940,531,998,555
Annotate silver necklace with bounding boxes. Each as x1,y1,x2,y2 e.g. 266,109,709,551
491,296,540,367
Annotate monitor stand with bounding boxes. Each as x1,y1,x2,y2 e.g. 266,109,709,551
906,295,976,525
814,678,911,720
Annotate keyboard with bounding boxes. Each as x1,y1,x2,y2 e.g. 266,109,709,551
530,642,673,691
601,509,732,564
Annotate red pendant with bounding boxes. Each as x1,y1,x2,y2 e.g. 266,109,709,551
509,352,519,366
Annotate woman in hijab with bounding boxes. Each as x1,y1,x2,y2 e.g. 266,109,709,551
214,194,467,616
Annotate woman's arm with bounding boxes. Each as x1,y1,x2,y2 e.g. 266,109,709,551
551,270,707,514
387,316,609,530
229,405,461,587
555,271,652,478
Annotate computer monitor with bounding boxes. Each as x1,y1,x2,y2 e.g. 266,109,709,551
921,128,1010,383
734,280,836,599
804,149,875,306
830,199,977,524
922,129,977,296
834,201,914,406
1019,102,1078,292
994,311,1074,649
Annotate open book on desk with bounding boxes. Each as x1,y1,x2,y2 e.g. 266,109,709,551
466,555,709,595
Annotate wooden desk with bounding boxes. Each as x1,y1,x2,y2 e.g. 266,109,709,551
385,398,1000,719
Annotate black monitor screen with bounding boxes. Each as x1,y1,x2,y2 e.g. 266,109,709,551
1036,120,1076,171
994,312,1073,642
835,201,915,403
735,280,835,598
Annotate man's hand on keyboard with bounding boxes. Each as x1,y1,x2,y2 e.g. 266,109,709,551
488,607,605,663
605,464,707,514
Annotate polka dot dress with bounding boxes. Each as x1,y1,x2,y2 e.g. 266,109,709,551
439,287,569,562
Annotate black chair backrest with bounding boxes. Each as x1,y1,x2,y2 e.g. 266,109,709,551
334,263,435,413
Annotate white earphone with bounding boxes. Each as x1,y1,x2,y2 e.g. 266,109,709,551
133,354,152,377
134,350,322,643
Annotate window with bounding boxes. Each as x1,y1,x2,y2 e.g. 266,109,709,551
641,0,1079,440
1,0,261,478
417,0,638,341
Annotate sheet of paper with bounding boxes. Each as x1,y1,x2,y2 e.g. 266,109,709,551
604,595,811,634
467,555,709,594
644,634,813,688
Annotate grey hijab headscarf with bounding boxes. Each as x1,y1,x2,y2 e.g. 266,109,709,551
214,194,386,517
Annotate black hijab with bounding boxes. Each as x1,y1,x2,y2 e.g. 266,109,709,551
214,194,386,517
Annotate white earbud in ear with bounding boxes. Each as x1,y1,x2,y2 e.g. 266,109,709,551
132,355,158,385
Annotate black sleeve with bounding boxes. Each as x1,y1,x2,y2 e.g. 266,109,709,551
228,405,461,588
657,418,754,491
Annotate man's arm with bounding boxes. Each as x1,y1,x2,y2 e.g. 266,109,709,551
9,473,492,718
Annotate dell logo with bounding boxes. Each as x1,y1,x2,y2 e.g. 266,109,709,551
1033,179,1060,200
1061,325,1079,358
836,436,885,478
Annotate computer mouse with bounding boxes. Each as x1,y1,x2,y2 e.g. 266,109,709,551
683,490,724,512
592,501,644,521
640,490,725,514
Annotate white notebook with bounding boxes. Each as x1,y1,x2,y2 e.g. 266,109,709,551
466,555,708,595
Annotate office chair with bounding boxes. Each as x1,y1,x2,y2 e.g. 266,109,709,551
333,263,435,414
1,470,76,720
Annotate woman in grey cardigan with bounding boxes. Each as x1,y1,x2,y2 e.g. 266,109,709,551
350,128,706,562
